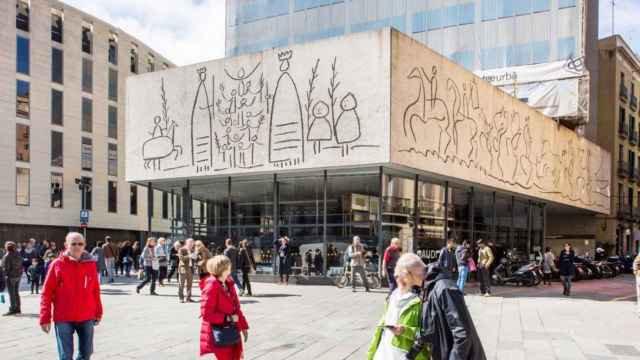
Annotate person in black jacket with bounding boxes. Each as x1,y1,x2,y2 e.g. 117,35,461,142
558,243,576,296
238,239,256,296
407,264,486,360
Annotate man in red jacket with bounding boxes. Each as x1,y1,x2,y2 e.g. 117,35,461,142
40,232,103,360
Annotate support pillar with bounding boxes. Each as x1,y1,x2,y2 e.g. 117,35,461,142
527,200,533,255
377,167,384,269
273,174,279,246
510,196,515,251
413,174,420,253
147,182,153,239
227,177,232,239
323,170,328,274
491,192,496,245
443,181,449,246
468,187,475,244
182,180,192,238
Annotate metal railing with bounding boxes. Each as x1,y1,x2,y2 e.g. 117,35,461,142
630,131,638,145
619,122,629,139
618,161,629,177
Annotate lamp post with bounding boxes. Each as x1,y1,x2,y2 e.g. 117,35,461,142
75,177,92,240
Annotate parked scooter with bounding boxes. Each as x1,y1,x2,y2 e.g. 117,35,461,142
492,258,541,287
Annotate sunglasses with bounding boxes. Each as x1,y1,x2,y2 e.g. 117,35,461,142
70,242,85,247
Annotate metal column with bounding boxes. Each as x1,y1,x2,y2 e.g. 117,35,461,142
541,203,546,250
147,182,153,238
170,189,175,239
227,177,232,239
491,192,496,245
527,200,533,255
443,181,449,246
323,170,328,274
413,174,420,253
182,180,192,238
510,196,515,251
273,174,279,244
468,187,475,244
377,167,384,268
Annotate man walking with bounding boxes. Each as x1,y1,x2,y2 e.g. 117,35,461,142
477,239,494,297
223,238,242,289
1,241,23,316
347,236,370,292
102,236,117,283
40,232,103,360
455,240,471,293
177,239,195,303
381,237,401,293
437,238,457,275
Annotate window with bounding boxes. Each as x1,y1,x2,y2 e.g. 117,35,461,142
515,44,531,66
108,143,117,176
619,144,624,162
51,172,63,208
559,0,576,8
162,191,168,219
107,106,118,139
130,185,138,215
532,41,550,64
532,0,550,13
51,89,63,125
16,124,29,162
51,131,63,167
618,183,624,208
515,0,531,15
108,35,118,65
82,58,92,92
16,36,29,75
82,25,92,54
146,54,155,72
130,46,139,73
51,11,63,43
16,0,29,32
108,181,117,213
427,9,442,30
82,98,92,132
620,107,627,131
630,187,634,208
459,3,475,25
82,176,92,210
500,0,515,18
52,47,63,84
557,37,575,60
16,167,29,205
16,80,29,118
482,0,498,20
412,12,426,33
443,6,458,27
108,68,118,101
81,137,92,171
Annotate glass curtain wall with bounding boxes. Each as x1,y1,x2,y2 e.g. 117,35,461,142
381,173,415,254
449,185,471,244
415,180,447,262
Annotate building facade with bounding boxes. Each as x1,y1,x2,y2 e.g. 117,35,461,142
597,36,640,255
0,0,180,246
126,29,611,273
225,0,599,134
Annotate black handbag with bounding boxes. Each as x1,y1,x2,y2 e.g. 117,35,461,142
212,318,240,347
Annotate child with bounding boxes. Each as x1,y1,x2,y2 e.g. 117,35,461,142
367,253,430,360
27,258,40,294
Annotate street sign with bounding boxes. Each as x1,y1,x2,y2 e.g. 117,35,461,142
80,209,90,224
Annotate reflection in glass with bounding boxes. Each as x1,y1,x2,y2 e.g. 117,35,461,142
51,172,63,208
82,58,92,92
16,124,29,162
51,131,63,167
16,80,29,118
130,185,138,215
82,98,92,132
16,168,29,206
108,143,117,176
52,48,63,84
108,181,117,212
81,137,92,171
17,36,29,75
416,180,447,261
51,89,63,125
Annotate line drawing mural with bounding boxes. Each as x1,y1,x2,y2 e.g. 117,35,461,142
397,64,610,210
191,68,214,173
142,78,183,170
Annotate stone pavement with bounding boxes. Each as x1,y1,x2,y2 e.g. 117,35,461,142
0,275,639,359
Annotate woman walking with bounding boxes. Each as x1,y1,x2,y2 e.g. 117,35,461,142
278,237,291,285
199,255,249,359
558,243,575,296
136,238,158,295
42,242,59,277
367,253,430,360
167,241,181,283
91,241,107,284
119,241,133,277
131,241,141,272
542,247,556,285
156,238,169,286
239,239,256,296
195,240,212,290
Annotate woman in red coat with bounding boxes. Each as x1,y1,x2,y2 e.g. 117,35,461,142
200,255,249,359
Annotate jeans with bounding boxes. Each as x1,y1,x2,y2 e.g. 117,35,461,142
54,320,94,360
351,265,369,291
31,277,40,294
479,266,491,294
386,268,397,294
7,277,21,312
137,266,157,293
230,269,242,288
560,275,572,295
457,265,469,292
241,270,252,295
104,257,115,282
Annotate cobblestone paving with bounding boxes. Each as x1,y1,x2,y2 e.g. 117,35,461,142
1,275,639,359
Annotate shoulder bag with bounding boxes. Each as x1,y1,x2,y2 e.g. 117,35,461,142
211,284,241,347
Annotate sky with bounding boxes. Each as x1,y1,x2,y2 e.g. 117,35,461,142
62,0,640,66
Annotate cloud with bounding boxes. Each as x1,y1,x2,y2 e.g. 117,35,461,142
599,0,640,55
60,0,226,66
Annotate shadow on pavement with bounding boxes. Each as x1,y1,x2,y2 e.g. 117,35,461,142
240,300,259,304
13,313,39,319
251,294,301,298
100,289,131,296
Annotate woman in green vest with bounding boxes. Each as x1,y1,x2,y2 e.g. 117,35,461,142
368,253,430,360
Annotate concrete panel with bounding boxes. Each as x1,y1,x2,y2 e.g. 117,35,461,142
126,30,391,182
389,31,611,214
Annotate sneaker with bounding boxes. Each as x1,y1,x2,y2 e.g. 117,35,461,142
484,293,490,297
2,311,16,316
179,299,185,303
187,298,195,303
150,292,158,296
135,287,140,294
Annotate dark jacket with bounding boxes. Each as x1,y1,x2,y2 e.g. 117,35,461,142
2,251,23,278
419,273,486,360
558,250,576,277
437,247,457,273
223,246,240,272
238,247,256,272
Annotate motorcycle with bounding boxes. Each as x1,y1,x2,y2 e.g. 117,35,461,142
492,258,541,287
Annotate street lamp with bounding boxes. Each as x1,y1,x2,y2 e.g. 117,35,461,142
75,177,92,239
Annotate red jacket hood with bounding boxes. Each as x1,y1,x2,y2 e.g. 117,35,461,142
60,250,96,263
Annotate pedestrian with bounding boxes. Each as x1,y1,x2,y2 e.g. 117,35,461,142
116,242,124,276
136,237,158,295
477,239,494,297
367,253,430,360
347,236,370,292
27,258,41,294
407,264,486,360
167,241,181,283
633,253,640,316
1,241,23,315
558,243,576,296
131,241,141,272
455,240,471,293
224,238,242,288
437,238,457,275
43,242,60,277
178,240,195,303
120,240,134,277
40,232,103,360
542,247,556,285
156,237,169,286
273,237,283,275
382,237,401,293
37,240,49,284
278,237,291,285
314,248,324,275
102,236,117,283
195,240,212,290
20,239,36,275
91,241,107,284
199,255,249,360
239,239,256,296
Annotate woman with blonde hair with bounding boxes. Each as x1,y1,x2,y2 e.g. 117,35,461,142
200,255,249,359
368,253,430,360
195,240,212,290
136,238,158,295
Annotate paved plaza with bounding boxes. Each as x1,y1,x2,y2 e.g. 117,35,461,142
1,275,640,359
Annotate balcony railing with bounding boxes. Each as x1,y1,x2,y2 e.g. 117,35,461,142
630,131,638,145
630,168,637,182
618,161,629,177
631,94,639,111
621,83,629,102
617,205,633,220
619,123,629,139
